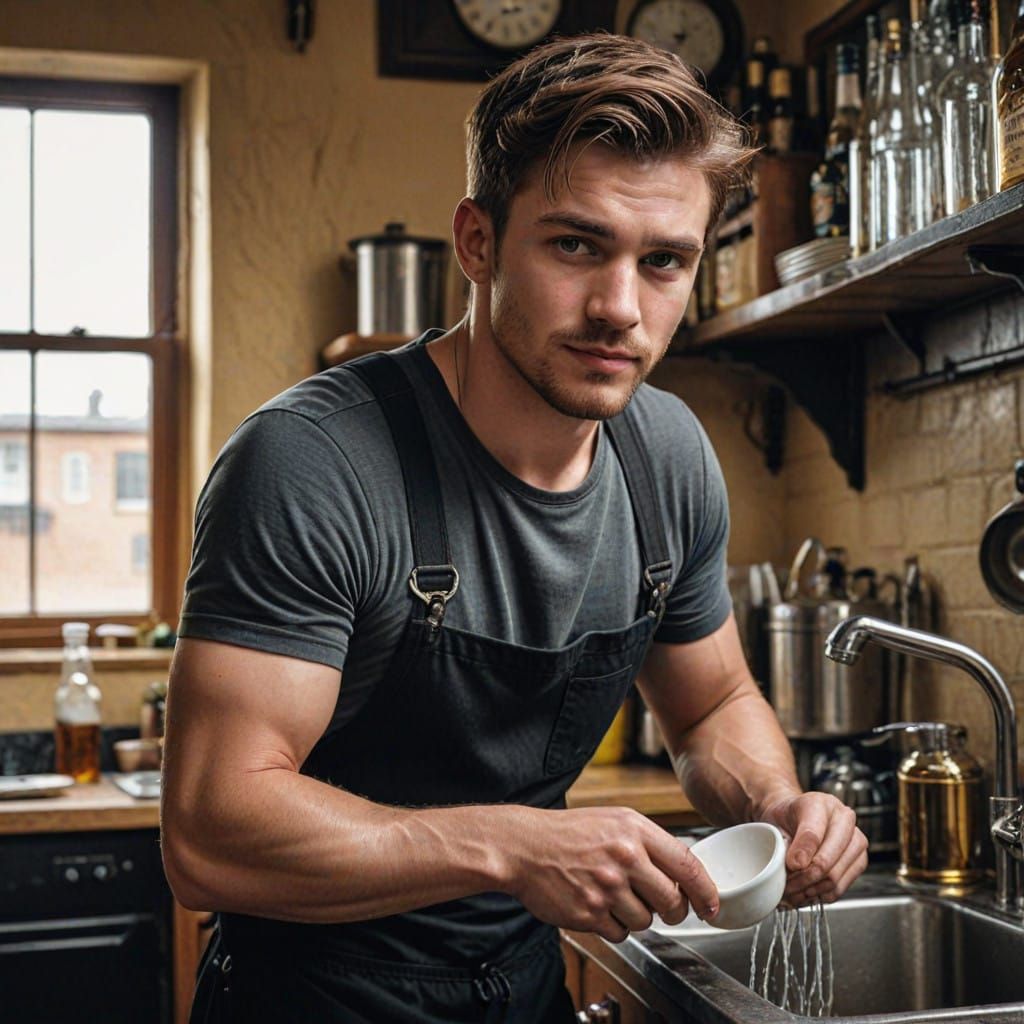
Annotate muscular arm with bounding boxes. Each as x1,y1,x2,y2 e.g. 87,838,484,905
639,613,801,825
639,613,868,905
160,637,717,936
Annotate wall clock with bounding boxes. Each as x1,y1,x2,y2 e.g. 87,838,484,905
378,0,617,81
625,0,743,92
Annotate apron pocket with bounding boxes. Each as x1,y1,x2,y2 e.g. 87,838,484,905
543,664,634,777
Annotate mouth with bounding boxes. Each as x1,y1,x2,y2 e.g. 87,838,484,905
564,345,640,375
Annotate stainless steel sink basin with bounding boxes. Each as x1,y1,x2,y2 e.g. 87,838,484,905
614,871,1024,1022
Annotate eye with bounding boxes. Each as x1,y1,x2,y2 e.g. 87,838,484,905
643,251,688,271
553,236,595,256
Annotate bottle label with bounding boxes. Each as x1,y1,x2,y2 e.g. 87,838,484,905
768,117,794,152
1002,89,1024,186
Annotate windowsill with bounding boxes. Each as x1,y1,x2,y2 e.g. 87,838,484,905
0,647,173,676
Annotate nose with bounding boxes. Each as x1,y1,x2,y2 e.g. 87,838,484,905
585,259,640,331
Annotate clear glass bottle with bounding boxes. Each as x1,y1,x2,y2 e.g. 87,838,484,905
850,14,882,254
937,0,995,214
54,622,102,783
811,43,862,238
872,19,935,245
995,0,1024,189
910,0,945,220
929,0,958,83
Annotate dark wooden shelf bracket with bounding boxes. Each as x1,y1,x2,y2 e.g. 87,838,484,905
881,312,927,375
675,336,866,491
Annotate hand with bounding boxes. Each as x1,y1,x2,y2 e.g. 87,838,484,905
503,806,721,943
760,792,869,907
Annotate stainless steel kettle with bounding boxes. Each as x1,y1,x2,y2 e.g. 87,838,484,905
348,222,447,337
767,538,898,739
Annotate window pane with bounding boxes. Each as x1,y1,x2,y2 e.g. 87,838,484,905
35,351,151,614
0,108,31,332
33,110,151,337
0,351,31,613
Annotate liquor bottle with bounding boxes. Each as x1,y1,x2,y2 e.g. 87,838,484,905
872,19,935,244
810,44,862,238
936,0,995,213
743,57,769,145
767,67,795,153
850,14,883,254
995,0,1024,189
752,36,779,76
54,622,102,783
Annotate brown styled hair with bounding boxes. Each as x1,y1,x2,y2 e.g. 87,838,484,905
466,32,755,245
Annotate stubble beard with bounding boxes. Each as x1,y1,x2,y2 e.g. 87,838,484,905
490,293,658,422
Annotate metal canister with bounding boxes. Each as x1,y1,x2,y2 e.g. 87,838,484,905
767,596,894,738
882,722,985,885
348,222,447,337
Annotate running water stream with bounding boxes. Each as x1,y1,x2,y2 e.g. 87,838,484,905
749,903,835,1017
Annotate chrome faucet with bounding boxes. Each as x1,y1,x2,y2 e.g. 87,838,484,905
825,615,1024,911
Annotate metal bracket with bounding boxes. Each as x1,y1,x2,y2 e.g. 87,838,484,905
965,245,1024,295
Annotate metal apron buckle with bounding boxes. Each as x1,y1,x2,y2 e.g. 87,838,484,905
643,562,672,621
409,564,460,631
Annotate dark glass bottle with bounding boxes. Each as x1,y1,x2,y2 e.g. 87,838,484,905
743,57,769,145
767,67,795,153
810,43,862,238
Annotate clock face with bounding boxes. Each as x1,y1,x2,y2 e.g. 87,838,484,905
628,0,726,77
452,0,563,51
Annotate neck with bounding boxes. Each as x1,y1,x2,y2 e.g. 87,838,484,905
429,307,602,493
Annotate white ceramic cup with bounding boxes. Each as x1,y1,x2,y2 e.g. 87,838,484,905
687,822,787,930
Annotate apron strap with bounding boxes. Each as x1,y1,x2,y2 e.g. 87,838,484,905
604,409,674,619
347,348,673,622
346,352,459,626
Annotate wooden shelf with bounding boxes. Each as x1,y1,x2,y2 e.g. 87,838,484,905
681,184,1024,350
670,183,1024,490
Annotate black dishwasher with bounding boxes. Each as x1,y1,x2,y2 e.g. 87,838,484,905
0,828,172,1023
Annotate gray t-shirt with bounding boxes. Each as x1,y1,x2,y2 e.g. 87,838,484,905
179,333,732,734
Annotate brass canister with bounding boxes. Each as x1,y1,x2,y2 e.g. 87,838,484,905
892,723,984,885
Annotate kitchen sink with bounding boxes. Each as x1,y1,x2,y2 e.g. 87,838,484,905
613,870,1024,1022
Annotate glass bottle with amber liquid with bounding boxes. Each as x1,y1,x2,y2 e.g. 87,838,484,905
995,0,1024,189
54,622,102,783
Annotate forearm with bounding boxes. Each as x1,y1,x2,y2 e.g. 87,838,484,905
162,767,516,923
667,687,802,827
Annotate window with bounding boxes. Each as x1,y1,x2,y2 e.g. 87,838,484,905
61,452,91,504
131,533,149,574
115,451,149,510
0,441,28,504
0,78,180,638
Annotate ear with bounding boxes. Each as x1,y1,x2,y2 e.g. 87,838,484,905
452,198,494,286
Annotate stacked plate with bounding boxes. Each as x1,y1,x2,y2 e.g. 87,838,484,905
775,237,851,286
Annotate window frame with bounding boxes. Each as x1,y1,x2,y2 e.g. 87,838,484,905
0,77,181,646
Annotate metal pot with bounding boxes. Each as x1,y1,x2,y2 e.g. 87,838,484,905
980,460,1024,613
768,596,895,739
348,222,448,337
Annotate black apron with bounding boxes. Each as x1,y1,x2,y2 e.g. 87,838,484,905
189,350,674,1023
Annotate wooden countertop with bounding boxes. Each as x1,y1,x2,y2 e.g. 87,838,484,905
0,764,700,836
0,774,160,835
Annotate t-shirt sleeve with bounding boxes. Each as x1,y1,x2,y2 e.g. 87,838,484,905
654,415,733,644
177,408,376,670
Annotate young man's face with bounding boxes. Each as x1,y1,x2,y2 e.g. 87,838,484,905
487,143,711,421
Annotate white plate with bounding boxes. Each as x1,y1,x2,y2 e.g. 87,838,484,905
0,774,75,799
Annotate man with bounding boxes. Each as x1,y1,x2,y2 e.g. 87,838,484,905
163,33,868,1023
